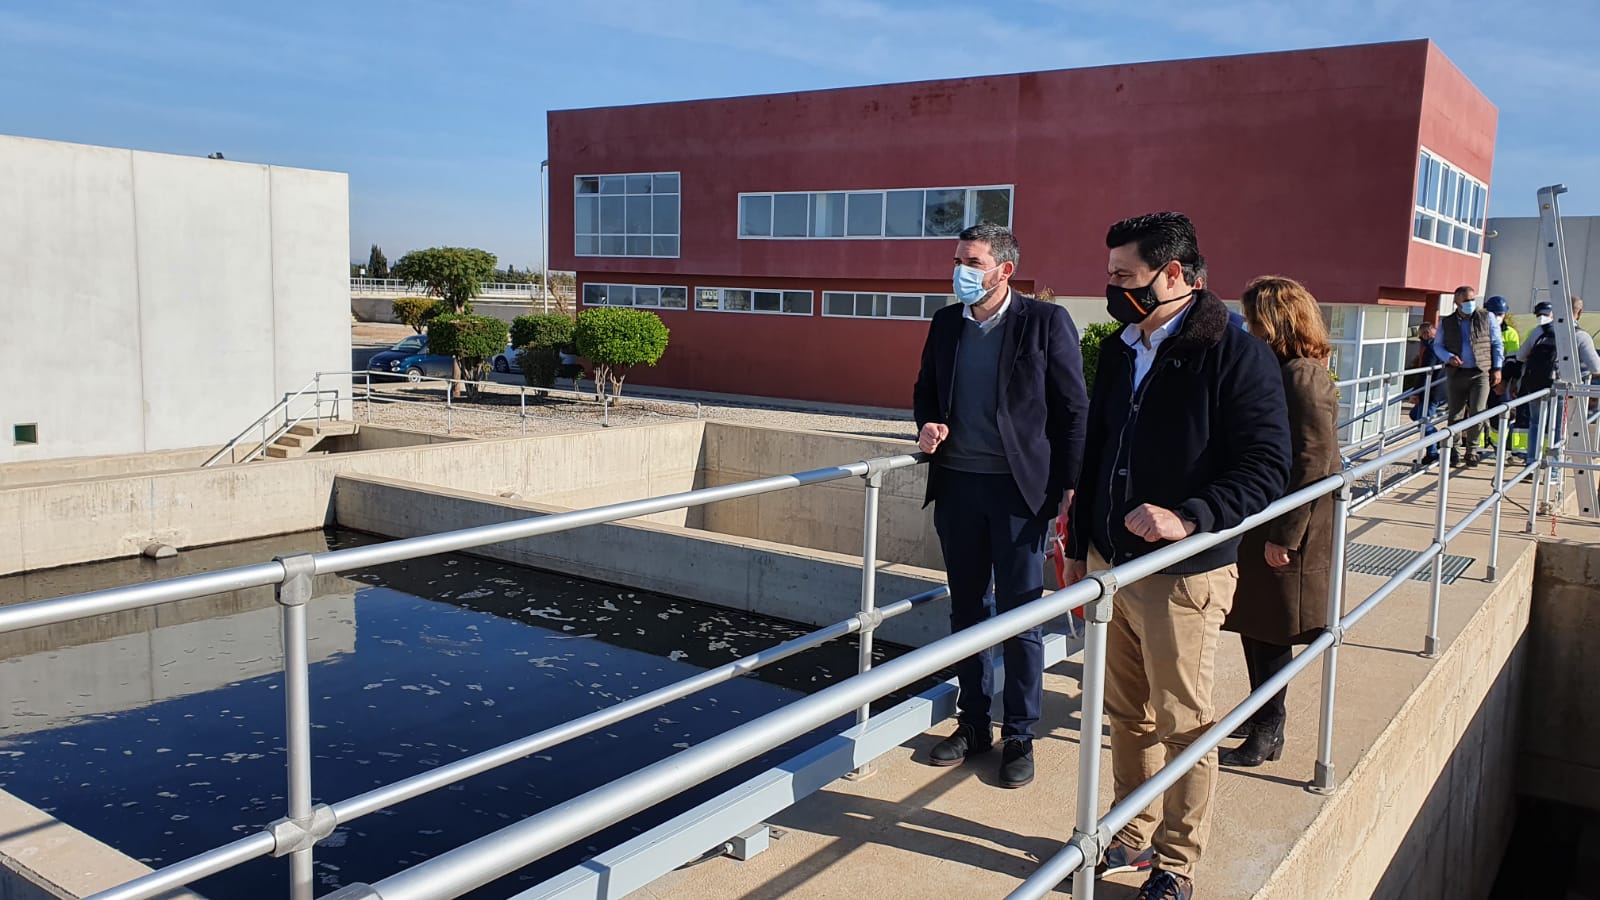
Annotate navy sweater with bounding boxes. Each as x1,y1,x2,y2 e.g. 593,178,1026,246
1067,291,1292,575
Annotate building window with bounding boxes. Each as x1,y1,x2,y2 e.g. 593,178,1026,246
738,186,1012,240
580,282,689,309
695,287,813,316
575,172,680,258
822,292,957,320
1413,151,1485,255
13,423,37,445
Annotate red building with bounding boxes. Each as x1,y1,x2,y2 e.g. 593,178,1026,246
548,40,1496,409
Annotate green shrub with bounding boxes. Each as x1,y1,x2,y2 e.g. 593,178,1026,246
517,346,561,388
428,314,509,389
574,308,670,399
510,313,576,352
393,296,445,334
1079,320,1123,394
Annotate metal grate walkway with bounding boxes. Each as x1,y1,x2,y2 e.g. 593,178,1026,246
1347,542,1475,585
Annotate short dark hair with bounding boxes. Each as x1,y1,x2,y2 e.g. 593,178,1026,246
958,223,1019,266
1454,285,1476,298
1106,212,1203,285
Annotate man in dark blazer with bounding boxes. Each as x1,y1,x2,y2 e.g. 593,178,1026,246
912,223,1089,789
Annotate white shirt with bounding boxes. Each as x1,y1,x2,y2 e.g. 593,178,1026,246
962,289,1013,334
1122,301,1193,389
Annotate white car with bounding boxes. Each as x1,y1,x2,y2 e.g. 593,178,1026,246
491,344,522,374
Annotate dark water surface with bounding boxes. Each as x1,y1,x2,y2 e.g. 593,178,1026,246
0,529,934,898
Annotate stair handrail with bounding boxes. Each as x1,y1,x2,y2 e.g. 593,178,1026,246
248,388,343,461
202,376,328,467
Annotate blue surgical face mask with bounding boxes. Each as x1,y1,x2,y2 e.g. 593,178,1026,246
1458,301,1477,316
953,264,1001,306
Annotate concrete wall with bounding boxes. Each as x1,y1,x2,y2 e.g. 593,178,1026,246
699,423,939,570
0,446,221,487
1257,541,1534,900
0,788,204,900
1485,215,1600,314
332,475,948,647
0,422,706,575
1520,538,1600,812
0,134,351,464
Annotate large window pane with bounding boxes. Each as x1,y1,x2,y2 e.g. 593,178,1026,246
1413,211,1433,241
600,176,626,195
1415,153,1429,206
607,285,634,306
846,192,884,236
600,235,625,255
1469,184,1482,228
753,290,782,312
810,192,846,237
653,173,679,194
773,194,808,236
740,195,772,237
971,188,1011,227
890,295,921,318
855,293,888,317
697,288,720,310
652,236,678,257
661,287,688,308
653,195,679,235
634,286,660,307
1455,177,1469,222
825,293,854,316
924,189,965,236
722,289,751,311
626,174,653,194
885,191,924,237
575,196,599,234
583,283,605,305
577,176,600,195
600,197,625,234
1453,227,1467,251
1436,221,1454,247
782,291,811,315
924,295,954,317
625,236,650,255
575,235,598,255
1425,157,1441,212
1477,186,1488,228
1467,232,1481,254
626,196,652,234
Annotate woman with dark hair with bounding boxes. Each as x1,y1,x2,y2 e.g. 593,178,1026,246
1221,276,1341,767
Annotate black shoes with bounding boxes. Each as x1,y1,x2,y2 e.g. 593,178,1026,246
1136,870,1194,900
999,739,1034,788
929,721,992,766
1464,449,1482,468
1220,722,1285,767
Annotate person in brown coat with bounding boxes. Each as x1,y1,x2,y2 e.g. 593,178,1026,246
1221,276,1341,767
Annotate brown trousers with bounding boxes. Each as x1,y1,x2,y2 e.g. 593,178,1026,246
1091,548,1237,878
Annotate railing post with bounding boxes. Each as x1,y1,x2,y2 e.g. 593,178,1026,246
446,380,454,434
1419,369,1434,447
274,555,317,900
1529,394,1549,534
1373,377,1391,496
1070,572,1116,900
1313,482,1351,792
1425,437,1453,658
520,386,527,436
850,469,884,779
1488,408,1510,581
314,374,322,434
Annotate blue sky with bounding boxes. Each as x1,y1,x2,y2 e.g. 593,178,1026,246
2,0,1596,270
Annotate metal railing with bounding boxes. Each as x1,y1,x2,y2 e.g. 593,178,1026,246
342,369,705,432
11,381,1574,899
203,377,344,466
350,278,555,301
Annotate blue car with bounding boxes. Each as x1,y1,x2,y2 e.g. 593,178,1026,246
366,335,454,382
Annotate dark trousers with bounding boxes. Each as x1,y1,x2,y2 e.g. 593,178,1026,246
1240,636,1291,730
1446,366,1492,451
933,469,1048,741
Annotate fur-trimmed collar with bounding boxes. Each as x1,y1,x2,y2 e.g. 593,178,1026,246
1163,290,1231,355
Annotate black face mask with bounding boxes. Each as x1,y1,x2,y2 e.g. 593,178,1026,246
1105,268,1193,326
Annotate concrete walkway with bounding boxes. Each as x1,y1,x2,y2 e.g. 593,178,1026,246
641,461,1552,899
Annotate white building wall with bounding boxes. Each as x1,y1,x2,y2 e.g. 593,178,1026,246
0,135,350,463
1485,214,1600,313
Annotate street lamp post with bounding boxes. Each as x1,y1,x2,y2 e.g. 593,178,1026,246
539,159,550,310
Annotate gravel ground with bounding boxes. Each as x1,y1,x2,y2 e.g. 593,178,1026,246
349,322,917,440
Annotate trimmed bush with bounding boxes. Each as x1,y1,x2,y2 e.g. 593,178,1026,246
574,308,670,399
516,347,561,388
393,296,445,334
1079,320,1123,394
428,314,509,392
510,313,576,353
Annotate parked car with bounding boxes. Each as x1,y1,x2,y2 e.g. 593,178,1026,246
366,335,455,382
492,344,522,374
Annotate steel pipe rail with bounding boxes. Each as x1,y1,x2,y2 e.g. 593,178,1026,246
88,587,947,900
0,455,923,636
